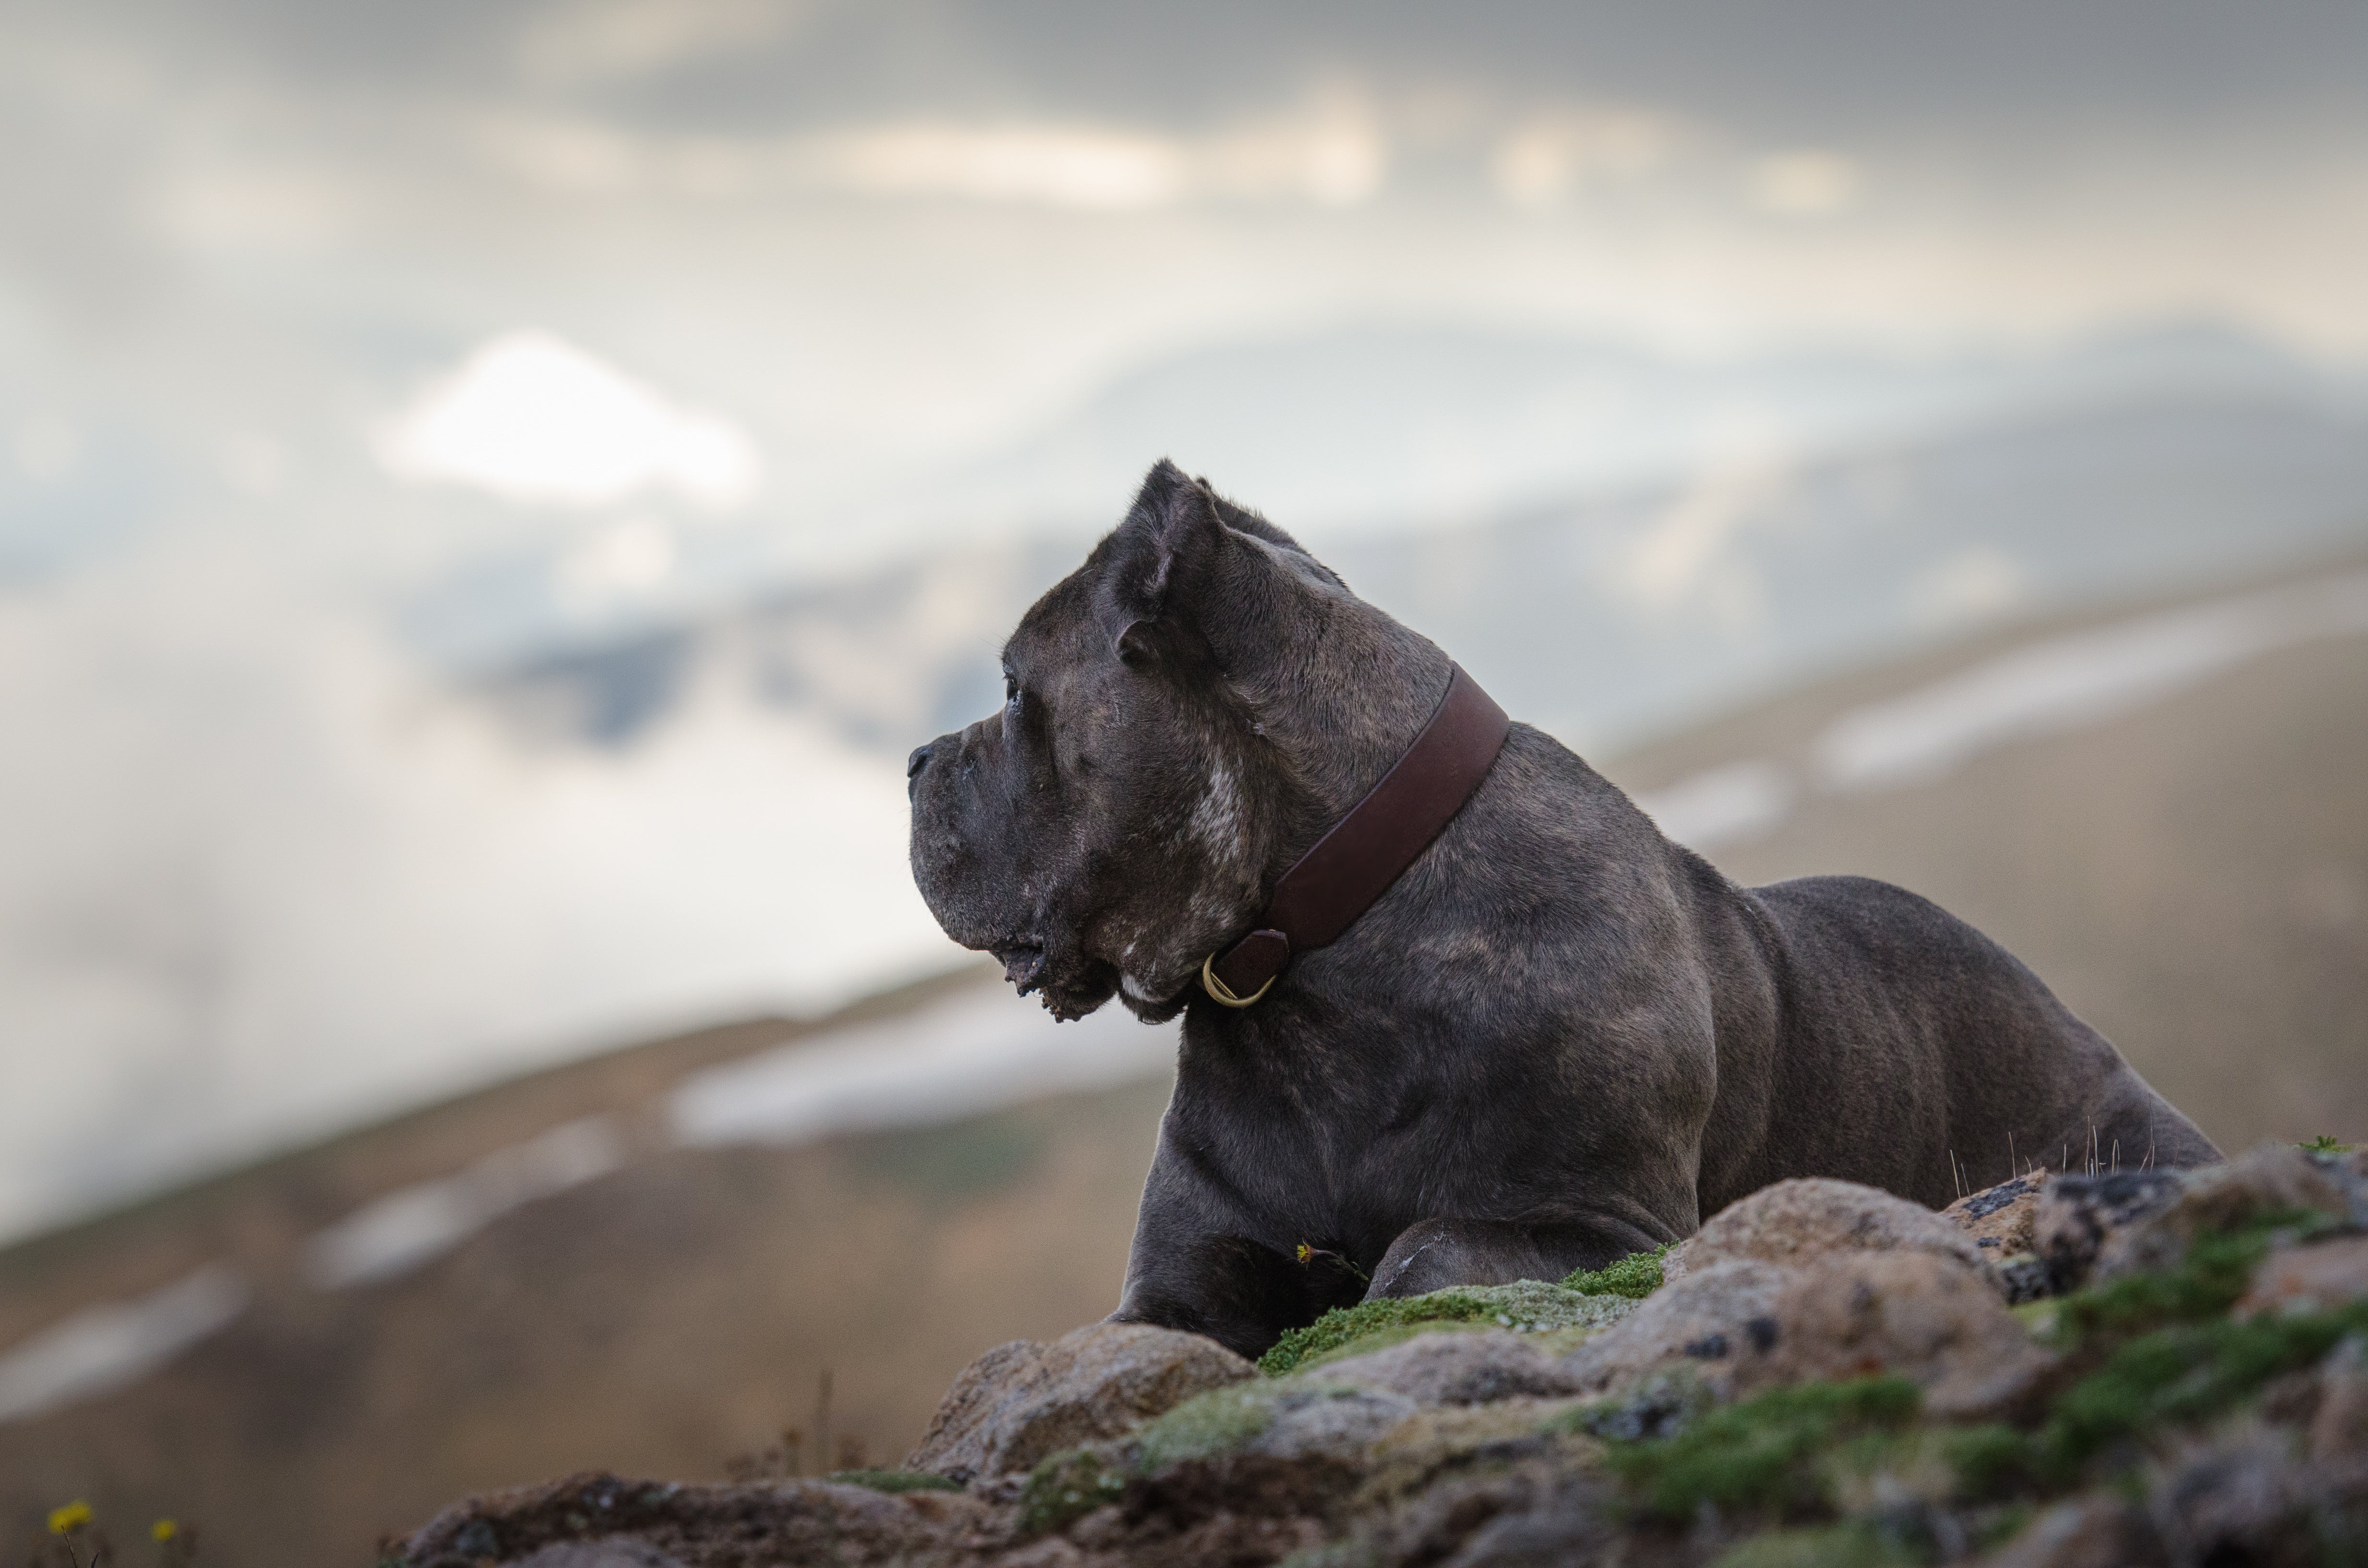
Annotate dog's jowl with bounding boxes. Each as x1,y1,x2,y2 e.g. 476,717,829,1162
907,459,2220,1360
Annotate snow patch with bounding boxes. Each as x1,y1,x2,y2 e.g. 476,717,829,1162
0,1265,248,1424
304,1117,625,1289
669,984,1175,1149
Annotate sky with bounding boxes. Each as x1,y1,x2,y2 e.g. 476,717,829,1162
2,0,2367,1241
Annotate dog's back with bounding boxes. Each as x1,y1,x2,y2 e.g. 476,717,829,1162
1702,871,2218,1212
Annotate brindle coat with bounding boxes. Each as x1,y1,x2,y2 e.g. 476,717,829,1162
907,460,2220,1360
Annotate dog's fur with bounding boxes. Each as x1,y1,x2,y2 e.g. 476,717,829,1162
907,461,2220,1359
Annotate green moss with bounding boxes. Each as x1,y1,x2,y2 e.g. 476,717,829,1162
1520,1192,2368,1551
1708,1523,1917,1568
1134,1382,1287,1467
1604,1376,1923,1522
1289,1320,1491,1373
1560,1244,1674,1300
1274,1544,1378,1568
1260,1291,1492,1375
2045,1209,2335,1347
2299,1135,2356,1154
1939,1424,2040,1502
1259,1280,1640,1377
2037,1302,2368,1476
826,1468,962,1494
1017,1447,1127,1535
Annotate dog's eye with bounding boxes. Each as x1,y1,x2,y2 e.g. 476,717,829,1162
1003,674,1021,713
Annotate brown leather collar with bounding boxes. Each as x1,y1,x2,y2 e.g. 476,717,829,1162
1201,664,1511,1006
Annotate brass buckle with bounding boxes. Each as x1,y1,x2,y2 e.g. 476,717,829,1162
1200,953,1275,1008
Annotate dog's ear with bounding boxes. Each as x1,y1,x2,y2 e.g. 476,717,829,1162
1113,618,1162,667
1103,458,1229,624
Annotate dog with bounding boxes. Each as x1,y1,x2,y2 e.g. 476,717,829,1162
907,460,2221,1359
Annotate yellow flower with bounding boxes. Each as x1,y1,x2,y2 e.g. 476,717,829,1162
151,1520,179,1544
1294,1243,1312,1264
49,1502,94,1536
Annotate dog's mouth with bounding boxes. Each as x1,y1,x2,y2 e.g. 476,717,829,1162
989,938,1119,1022
992,942,1048,995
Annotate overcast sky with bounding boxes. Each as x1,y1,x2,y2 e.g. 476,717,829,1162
7,0,2367,603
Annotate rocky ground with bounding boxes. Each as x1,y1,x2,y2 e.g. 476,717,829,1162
389,1144,2368,1568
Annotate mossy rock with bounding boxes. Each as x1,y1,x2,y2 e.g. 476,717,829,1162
1710,1523,1920,1568
1133,1381,1291,1466
825,1468,963,1494
1561,1243,1675,1299
1602,1374,1924,1521
1019,1380,1393,1535
1260,1278,1644,1377
1018,1447,1128,1535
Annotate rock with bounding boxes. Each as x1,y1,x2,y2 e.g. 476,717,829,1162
1976,1495,2162,1568
1015,1383,1416,1550
1943,1173,2056,1301
2146,1426,2328,1568
1133,1380,1418,1467
1247,1384,1421,1462
2311,1335,2368,1462
1432,1470,1619,1568
1449,1279,1641,1335
2088,1143,2367,1285
1684,1177,1996,1285
1259,1278,1640,1378
510,1542,686,1568
395,1471,1005,1568
1654,1235,1698,1284
2033,1168,2186,1293
1556,1259,1794,1395
1318,1329,1585,1406
1989,1252,2053,1305
1730,1250,2057,1420
1943,1173,2046,1255
2236,1235,2368,1321
905,1322,1255,1482
1294,1458,1614,1568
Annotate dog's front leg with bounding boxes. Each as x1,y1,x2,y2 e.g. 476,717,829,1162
1365,1215,1669,1300
1110,1233,1356,1361
1108,1139,1365,1360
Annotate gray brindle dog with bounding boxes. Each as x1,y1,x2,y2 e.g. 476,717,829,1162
907,460,2220,1359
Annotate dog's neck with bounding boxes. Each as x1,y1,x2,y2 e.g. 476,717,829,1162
1233,601,1455,883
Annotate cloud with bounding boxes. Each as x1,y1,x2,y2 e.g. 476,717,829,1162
517,0,807,87
801,123,1188,210
799,108,1388,210
1490,107,1677,208
375,331,761,510
0,540,948,1242
473,98,1389,212
12,417,82,483
1750,150,1862,216
556,516,677,606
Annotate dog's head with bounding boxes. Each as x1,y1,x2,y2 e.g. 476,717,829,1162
907,460,1441,1021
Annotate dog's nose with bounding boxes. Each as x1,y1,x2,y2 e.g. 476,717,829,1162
907,742,934,780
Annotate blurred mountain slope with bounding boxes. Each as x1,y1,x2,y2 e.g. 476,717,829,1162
0,968,1173,1568
1601,553,2368,1164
